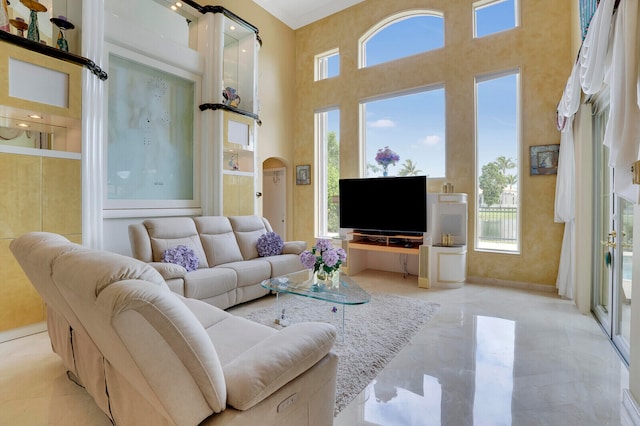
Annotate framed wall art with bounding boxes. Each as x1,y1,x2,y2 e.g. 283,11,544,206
530,144,560,175
296,164,311,185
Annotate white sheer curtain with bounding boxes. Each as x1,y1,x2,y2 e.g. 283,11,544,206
555,63,581,299
555,0,640,299
554,0,616,299
602,0,640,203
578,0,616,95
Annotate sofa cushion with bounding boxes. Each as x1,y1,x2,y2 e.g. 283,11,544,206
282,240,307,255
193,216,244,266
228,216,268,260
203,316,276,366
178,295,232,329
216,259,271,288
183,268,237,300
223,322,337,410
256,232,284,257
144,218,210,268
260,253,306,278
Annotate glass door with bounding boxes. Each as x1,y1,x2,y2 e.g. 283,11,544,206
592,109,632,364
616,197,633,359
593,139,612,334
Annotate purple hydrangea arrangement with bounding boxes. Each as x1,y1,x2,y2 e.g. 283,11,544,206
299,238,347,275
256,231,284,257
375,146,400,176
162,245,199,272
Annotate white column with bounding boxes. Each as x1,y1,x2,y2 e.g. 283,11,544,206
81,0,105,249
197,11,224,215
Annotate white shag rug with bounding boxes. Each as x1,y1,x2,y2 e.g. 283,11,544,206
244,293,440,415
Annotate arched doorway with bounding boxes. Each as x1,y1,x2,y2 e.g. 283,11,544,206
262,158,287,239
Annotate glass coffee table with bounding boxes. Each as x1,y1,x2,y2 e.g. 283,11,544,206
261,269,370,341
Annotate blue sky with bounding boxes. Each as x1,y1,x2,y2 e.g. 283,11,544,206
327,0,518,180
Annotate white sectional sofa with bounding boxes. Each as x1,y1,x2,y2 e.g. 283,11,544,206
10,232,338,426
128,215,307,309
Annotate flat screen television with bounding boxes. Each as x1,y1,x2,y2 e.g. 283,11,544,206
339,175,427,235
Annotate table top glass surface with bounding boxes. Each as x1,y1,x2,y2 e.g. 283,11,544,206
261,269,371,305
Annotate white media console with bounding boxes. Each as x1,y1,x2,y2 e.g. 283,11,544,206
342,193,468,289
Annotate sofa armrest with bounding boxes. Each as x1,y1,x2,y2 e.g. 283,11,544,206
282,241,307,255
149,262,187,281
223,322,336,410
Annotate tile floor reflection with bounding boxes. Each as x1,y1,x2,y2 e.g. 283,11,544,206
0,270,630,425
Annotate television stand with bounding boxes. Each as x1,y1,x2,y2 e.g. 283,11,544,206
354,229,424,238
344,232,429,288
349,232,424,251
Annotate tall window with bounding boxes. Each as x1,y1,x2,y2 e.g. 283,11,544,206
315,49,340,81
475,70,520,252
359,11,444,69
473,0,518,38
362,87,445,178
316,109,340,237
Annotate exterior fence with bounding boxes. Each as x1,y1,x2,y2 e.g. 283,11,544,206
478,206,518,243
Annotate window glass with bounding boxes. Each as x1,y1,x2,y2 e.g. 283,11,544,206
315,49,340,81
361,13,444,68
474,0,517,38
316,109,340,237
362,88,445,178
475,71,519,252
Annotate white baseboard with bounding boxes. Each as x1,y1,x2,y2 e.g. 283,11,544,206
623,389,640,426
466,276,557,293
0,321,46,343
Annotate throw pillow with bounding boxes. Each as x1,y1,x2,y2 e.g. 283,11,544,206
256,232,284,257
162,245,199,272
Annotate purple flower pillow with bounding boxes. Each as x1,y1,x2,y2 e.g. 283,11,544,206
162,245,199,272
256,232,284,257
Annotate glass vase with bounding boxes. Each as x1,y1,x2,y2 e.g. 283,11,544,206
315,269,328,284
314,269,339,288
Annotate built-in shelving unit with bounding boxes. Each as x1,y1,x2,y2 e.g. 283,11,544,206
0,4,104,339
197,6,260,216
0,30,107,80
344,231,427,287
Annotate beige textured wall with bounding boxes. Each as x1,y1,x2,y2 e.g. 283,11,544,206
294,0,573,286
0,154,81,332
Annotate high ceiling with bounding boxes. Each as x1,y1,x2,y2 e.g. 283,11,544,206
252,0,364,30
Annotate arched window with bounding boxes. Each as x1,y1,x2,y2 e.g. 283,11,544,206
359,11,444,69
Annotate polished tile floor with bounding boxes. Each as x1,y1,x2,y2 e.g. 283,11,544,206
0,270,630,425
